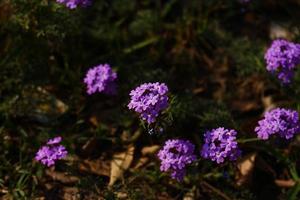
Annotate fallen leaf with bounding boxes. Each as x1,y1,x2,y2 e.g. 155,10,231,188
1,194,13,200
262,96,276,112
0,188,8,194
62,187,79,200
141,145,160,156
183,186,196,200
79,159,110,177
122,129,142,144
201,181,231,200
108,145,135,186
81,137,99,157
132,145,160,169
231,101,259,113
269,22,293,40
89,116,99,127
133,157,149,169
236,153,257,186
116,191,128,199
275,179,296,188
45,170,79,184
192,87,205,95
11,86,68,124
0,0,13,23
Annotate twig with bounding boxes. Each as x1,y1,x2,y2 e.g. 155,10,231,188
201,181,232,200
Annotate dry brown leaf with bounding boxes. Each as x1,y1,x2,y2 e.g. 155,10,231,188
44,183,53,190
79,159,110,177
236,153,257,186
201,181,231,200
122,129,142,144
89,116,99,127
1,194,13,200
183,186,196,200
262,96,276,112
256,155,276,177
0,0,13,23
0,188,8,195
116,191,128,199
121,130,131,142
62,187,79,200
33,197,45,200
45,170,79,184
132,145,160,169
141,145,160,156
192,87,205,95
108,145,135,186
269,22,293,40
81,137,99,156
133,157,149,169
231,101,259,113
275,179,296,188
12,86,68,124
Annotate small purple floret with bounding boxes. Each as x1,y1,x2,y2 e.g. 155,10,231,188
56,0,91,9
47,136,62,145
201,128,241,164
255,108,300,140
128,82,169,124
158,139,196,181
84,64,117,95
239,0,251,3
264,39,300,83
35,137,68,167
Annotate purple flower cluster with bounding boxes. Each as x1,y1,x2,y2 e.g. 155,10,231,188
255,108,300,140
128,82,169,124
84,64,117,95
35,137,68,167
56,0,91,9
201,128,241,164
239,0,251,3
158,139,196,181
264,39,300,83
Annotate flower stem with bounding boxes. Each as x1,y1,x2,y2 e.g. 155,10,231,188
237,138,261,143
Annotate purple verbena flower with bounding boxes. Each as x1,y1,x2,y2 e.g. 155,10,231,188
84,64,117,95
35,137,68,167
47,136,62,145
264,39,300,83
158,139,196,181
56,0,91,9
255,108,300,140
239,0,251,3
128,82,169,124
201,128,241,164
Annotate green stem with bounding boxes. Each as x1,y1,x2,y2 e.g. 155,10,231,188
288,183,300,200
289,164,299,181
237,138,261,144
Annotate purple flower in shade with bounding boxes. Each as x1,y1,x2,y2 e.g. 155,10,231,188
157,139,196,181
84,64,117,95
264,39,300,83
128,82,169,124
56,0,91,9
35,137,68,167
239,0,251,3
255,108,300,140
201,128,241,164
47,136,62,145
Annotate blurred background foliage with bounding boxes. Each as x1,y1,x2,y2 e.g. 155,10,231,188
1,0,300,199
